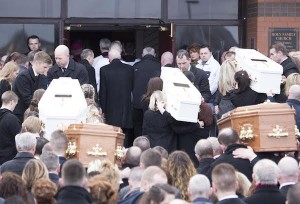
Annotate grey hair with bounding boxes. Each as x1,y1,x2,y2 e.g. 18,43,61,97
109,47,121,60
194,139,213,159
253,159,279,185
188,174,211,199
99,38,111,50
149,90,166,111
40,151,59,171
142,47,155,57
176,49,190,59
110,41,122,53
15,132,37,151
80,49,94,60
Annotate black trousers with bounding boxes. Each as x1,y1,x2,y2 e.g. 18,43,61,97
132,108,144,139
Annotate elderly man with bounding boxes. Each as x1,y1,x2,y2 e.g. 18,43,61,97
176,49,211,102
99,44,134,147
0,132,36,175
132,47,161,138
194,139,214,179
47,45,89,85
79,49,97,92
188,174,213,204
278,157,299,198
243,159,285,204
287,84,300,130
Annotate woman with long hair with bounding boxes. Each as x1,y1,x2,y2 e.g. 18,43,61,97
0,61,19,106
166,151,197,201
141,77,163,113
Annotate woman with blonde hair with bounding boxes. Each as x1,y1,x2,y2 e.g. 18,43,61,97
21,116,45,137
214,59,237,118
284,73,300,96
0,61,19,106
142,90,176,152
166,151,196,201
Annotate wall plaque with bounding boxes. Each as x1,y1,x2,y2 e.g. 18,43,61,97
269,28,299,52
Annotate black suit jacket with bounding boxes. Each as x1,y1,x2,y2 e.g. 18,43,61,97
100,59,134,128
243,185,285,204
0,152,35,176
132,55,161,109
210,144,253,181
190,66,212,102
13,67,47,121
79,59,97,92
47,58,89,85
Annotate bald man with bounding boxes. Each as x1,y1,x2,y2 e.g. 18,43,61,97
287,84,300,130
47,45,89,85
161,51,174,67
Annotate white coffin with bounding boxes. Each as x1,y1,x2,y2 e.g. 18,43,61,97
38,77,87,140
235,48,283,94
160,67,202,123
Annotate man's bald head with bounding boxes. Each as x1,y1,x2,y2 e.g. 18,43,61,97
125,146,142,166
218,127,239,147
288,85,300,100
54,45,70,68
161,51,174,66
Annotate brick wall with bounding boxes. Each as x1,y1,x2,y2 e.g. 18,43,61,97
247,0,300,56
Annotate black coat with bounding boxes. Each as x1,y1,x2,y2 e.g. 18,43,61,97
210,144,253,181
279,184,294,199
230,87,266,108
142,110,176,153
0,152,35,176
196,158,215,179
0,108,21,165
56,186,92,204
281,57,299,77
47,58,89,85
99,59,134,128
243,185,285,204
132,55,161,109
13,67,47,121
190,66,212,102
79,59,97,92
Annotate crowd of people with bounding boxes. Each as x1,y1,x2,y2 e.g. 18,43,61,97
0,35,300,203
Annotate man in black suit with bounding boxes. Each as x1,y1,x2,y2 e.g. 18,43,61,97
243,159,285,204
0,132,36,176
278,157,298,199
79,49,97,92
0,91,21,165
13,51,51,121
100,45,134,147
212,163,246,204
176,49,211,102
47,45,89,85
210,127,253,181
132,47,161,138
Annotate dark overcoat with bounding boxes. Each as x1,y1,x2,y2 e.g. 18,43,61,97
99,59,134,128
47,58,89,85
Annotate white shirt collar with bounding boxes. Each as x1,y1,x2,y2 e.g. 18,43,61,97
279,182,296,189
219,195,238,201
32,67,39,76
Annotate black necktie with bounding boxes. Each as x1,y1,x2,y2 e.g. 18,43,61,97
61,68,66,73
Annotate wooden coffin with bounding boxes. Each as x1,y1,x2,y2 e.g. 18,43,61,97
217,102,297,152
64,123,125,167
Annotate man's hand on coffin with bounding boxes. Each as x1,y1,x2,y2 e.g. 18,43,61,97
157,101,166,114
233,146,257,161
